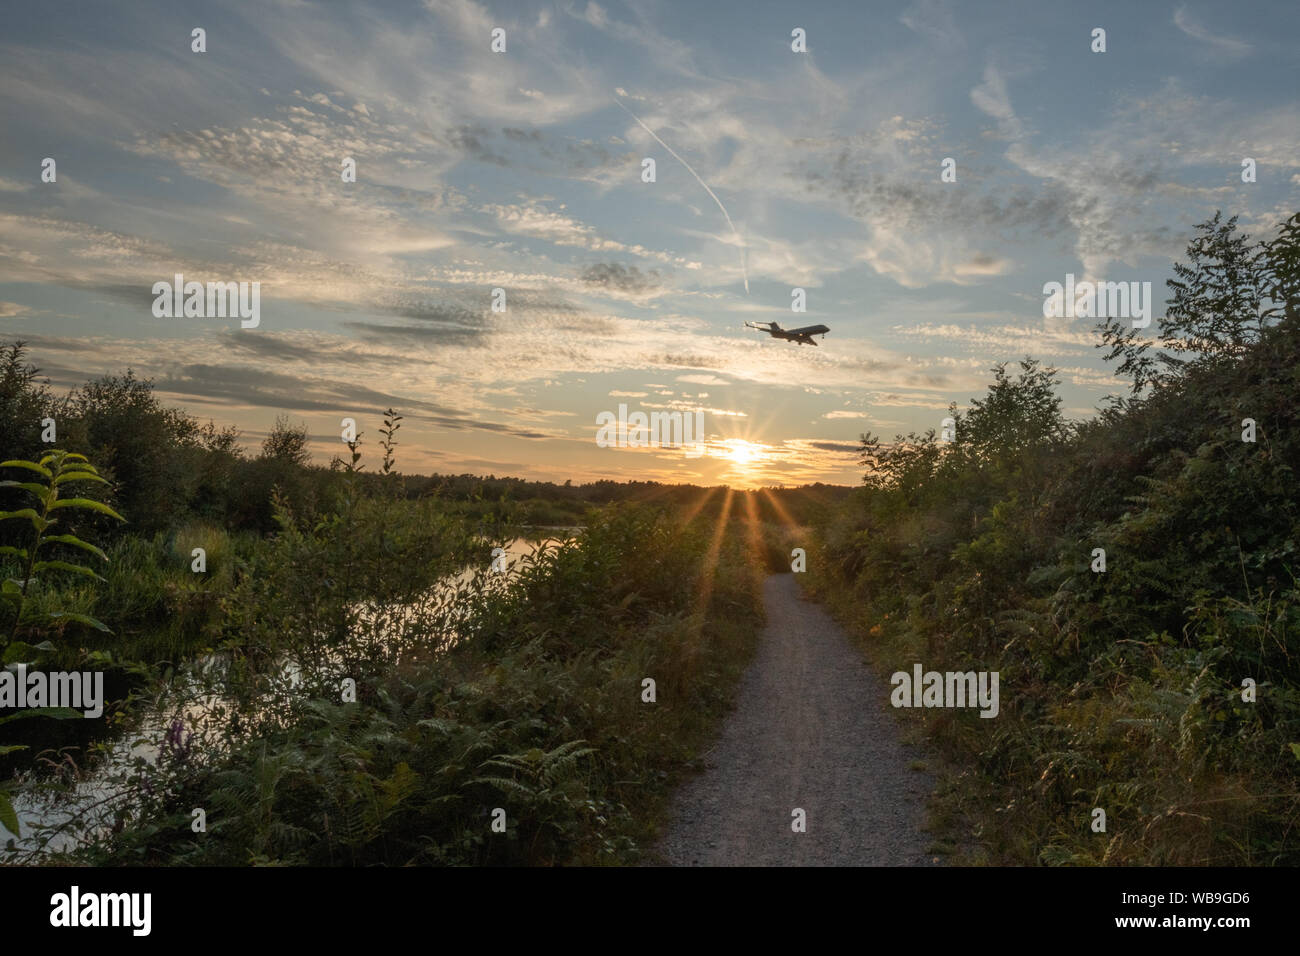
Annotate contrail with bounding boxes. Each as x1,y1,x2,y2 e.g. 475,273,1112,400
615,96,749,293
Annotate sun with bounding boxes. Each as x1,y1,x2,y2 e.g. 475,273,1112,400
715,438,765,466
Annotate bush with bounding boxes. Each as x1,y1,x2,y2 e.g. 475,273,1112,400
810,213,1300,865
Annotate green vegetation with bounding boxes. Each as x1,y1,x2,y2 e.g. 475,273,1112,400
1,450,123,647
9,212,1290,868
76,504,763,865
0,351,775,864
810,211,1300,865
0,449,122,837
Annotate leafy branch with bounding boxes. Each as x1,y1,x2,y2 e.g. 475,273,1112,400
1,450,124,653
0,449,123,839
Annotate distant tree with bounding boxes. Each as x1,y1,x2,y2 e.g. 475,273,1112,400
64,369,201,533
1099,211,1282,393
948,358,1068,472
859,428,941,500
199,419,241,455
1259,210,1300,327
260,415,311,467
0,342,54,461
861,358,1065,497
188,420,244,524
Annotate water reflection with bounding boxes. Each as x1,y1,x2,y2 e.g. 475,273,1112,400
2,535,572,859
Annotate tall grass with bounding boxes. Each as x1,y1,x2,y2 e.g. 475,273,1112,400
29,498,763,865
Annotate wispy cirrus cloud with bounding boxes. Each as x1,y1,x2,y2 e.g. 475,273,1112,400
1173,6,1252,59
899,0,964,49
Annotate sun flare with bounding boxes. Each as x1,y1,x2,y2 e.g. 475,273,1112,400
715,438,766,467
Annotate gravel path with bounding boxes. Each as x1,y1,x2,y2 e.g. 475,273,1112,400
657,573,938,866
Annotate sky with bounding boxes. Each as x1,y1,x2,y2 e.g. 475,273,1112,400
1,0,1298,488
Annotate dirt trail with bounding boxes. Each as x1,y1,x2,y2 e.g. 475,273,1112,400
657,573,938,866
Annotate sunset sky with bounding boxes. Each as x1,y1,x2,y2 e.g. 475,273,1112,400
2,0,1298,487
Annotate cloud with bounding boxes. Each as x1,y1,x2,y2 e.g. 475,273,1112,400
447,125,511,166
804,441,860,455
579,262,663,297
151,361,551,439
891,322,1097,356
675,374,730,386
970,63,1023,137
961,66,1292,279
953,253,1012,278
899,0,964,48
1173,7,1251,59
502,127,541,142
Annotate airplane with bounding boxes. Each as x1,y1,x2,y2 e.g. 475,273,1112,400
744,320,830,346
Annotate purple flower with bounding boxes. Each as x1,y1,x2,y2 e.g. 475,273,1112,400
162,718,193,765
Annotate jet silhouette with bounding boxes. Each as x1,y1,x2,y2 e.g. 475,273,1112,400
744,321,830,346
